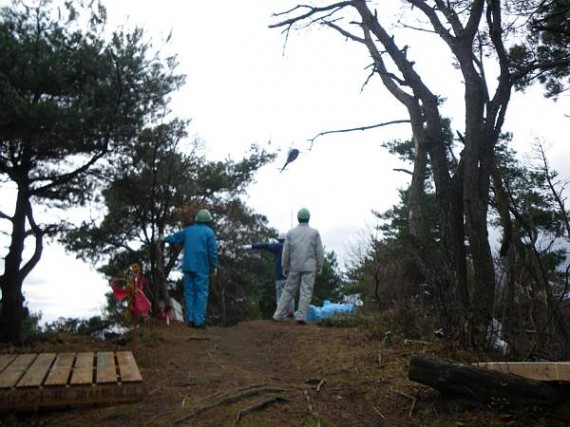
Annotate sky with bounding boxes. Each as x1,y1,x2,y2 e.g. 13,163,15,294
2,0,570,324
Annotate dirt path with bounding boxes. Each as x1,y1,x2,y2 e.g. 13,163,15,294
3,320,568,426
136,320,400,427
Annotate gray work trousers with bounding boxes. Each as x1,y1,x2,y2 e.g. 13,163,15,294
276,279,295,315
273,271,316,321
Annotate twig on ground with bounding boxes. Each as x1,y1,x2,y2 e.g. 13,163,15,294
232,396,288,426
316,379,325,392
171,386,288,426
304,389,314,412
403,339,430,345
372,404,385,419
187,336,211,340
409,397,417,417
241,383,268,390
395,390,417,417
303,389,321,427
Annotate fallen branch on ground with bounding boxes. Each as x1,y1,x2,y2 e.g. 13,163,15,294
171,386,288,426
232,396,288,426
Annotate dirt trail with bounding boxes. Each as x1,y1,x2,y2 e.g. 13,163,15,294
2,320,568,426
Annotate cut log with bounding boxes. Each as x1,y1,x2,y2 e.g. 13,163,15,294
408,354,570,406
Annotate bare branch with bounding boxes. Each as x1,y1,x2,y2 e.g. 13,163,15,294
393,168,413,175
360,65,376,92
324,20,364,43
0,210,12,221
269,2,354,55
269,2,353,30
408,0,456,45
307,119,410,149
536,143,570,239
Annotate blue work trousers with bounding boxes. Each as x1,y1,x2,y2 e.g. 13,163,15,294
183,270,210,326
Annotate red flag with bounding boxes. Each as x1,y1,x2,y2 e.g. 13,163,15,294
110,280,130,301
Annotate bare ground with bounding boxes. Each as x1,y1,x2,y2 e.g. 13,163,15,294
1,319,569,426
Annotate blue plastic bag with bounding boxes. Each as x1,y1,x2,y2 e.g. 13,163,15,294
305,300,356,322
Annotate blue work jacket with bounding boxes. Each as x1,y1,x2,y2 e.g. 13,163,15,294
165,224,218,274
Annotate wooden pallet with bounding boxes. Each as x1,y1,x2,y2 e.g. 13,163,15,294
0,351,145,411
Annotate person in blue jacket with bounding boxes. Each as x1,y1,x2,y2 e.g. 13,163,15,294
164,209,218,328
243,233,295,316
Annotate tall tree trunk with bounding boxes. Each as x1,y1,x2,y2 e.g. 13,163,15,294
409,131,470,344
1,188,30,344
151,239,170,315
463,136,496,348
491,166,516,343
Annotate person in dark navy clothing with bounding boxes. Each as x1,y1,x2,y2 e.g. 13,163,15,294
243,233,295,316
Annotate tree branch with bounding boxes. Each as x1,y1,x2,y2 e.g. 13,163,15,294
307,119,410,149
19,199,44,281
0,210,13,221
269,2,353,30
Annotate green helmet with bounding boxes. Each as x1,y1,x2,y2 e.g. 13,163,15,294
195,209,213,223
297,207,310,222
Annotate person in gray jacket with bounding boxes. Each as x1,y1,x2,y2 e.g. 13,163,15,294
273,207,324,324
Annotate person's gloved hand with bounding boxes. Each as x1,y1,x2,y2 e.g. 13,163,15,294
241,244,252,249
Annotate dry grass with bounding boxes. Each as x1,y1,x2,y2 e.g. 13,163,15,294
1,318,569,426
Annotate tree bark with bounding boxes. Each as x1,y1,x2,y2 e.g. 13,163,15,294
152,239,170,314
1,186,31,344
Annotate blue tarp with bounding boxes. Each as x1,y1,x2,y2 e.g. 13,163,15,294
305,300,356,322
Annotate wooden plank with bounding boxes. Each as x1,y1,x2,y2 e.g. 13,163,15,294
70,352,94,385
0,382,146,410
96,352,117,384
0,351,145,411
17,353,56,388
0,355,16,373
44,353,75,386
41,382,145,408
0,354,37,389
116,352,142,382
476,361,570,382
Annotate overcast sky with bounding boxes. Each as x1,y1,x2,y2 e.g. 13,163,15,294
2,0,569,323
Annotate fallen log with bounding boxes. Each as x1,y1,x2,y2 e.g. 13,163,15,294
408,354,570,406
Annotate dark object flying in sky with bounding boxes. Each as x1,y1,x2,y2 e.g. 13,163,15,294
280,148,300,173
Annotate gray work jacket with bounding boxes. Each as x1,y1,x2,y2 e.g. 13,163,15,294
282,223,324,273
